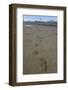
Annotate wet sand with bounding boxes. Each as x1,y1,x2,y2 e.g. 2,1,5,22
23,24,57,75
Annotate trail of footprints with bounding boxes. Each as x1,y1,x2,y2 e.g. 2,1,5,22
32,43,47,72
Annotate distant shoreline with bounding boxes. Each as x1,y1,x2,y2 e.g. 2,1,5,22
24,21,57,26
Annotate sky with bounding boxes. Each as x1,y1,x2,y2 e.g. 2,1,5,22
23,15,57,22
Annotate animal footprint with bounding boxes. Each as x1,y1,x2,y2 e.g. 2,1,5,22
40,58,47,72
33,50,39,55
35,43,39,48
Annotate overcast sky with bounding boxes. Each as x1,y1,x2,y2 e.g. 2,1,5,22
23,15,57,22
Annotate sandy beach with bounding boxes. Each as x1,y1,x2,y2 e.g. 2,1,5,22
23,23,57,75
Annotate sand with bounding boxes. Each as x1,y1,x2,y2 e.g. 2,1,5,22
23,23,57,75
